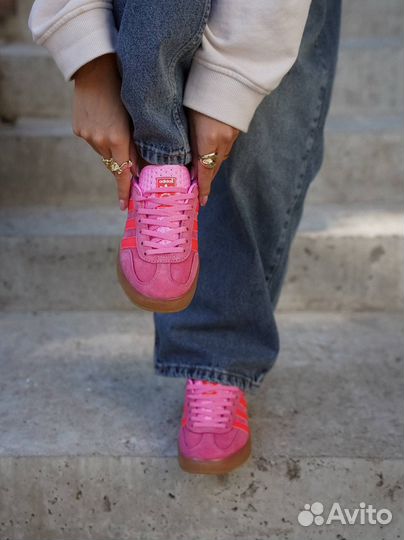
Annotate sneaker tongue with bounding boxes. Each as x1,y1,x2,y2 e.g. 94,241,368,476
138,164,190,193
193,380,219,396
138,165,191,251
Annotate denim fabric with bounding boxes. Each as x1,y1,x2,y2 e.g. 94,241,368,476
113,0,211,164
113,0,341,391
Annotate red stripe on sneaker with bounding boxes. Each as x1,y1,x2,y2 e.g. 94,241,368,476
128,199,135,211
236,409,249,421
192,238,198,252
240,396,248,409
121,237,137,249
233,420,250,433
125,218,136,231
193,220,198,232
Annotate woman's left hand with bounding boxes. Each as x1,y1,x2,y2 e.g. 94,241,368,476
188,109,240,206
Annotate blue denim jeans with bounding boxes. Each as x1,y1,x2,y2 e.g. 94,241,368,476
113,0,341,391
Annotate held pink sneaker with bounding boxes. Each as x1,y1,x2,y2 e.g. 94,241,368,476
178,379,252,474
118,164,199,313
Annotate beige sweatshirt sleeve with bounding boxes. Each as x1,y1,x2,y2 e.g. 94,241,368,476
28,0,117,81
183,0,312,132
28,0,311,131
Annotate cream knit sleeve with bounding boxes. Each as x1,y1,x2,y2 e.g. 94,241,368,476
28,0,117,81
183,0,312,132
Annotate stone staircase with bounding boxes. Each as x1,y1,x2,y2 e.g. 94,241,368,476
0,2,403,539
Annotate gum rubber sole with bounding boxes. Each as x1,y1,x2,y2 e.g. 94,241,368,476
117,255,199,313
178,437,252,475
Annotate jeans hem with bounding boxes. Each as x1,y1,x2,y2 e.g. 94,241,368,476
135,140,192,165
154,361,267,392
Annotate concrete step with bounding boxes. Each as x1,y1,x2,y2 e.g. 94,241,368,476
1,40,403,120
0,310,402,539
341,0,404,39
0,44,72,121
1,0,402,43
0,203,402,312
0,116,402,207
0,0,32,43
309,115,404,205
330,38,404,117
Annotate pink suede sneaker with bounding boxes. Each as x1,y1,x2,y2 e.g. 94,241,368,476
178,379,251,474
118,165,199,313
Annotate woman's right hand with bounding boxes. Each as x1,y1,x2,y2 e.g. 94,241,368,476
72,53,137,210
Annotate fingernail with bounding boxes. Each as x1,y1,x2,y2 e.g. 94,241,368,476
200,195,208,207
119,199,127,211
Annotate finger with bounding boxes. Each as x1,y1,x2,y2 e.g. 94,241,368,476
197,150,217,206
200,138,236,199
188,115,227,206
197,149,231,206
128,139,139,177
110,142,137,210
188,123,210,203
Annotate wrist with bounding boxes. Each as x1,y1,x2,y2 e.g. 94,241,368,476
72,53,118,82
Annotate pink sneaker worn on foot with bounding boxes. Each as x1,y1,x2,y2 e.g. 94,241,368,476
118,165,199,313
178,379,251,474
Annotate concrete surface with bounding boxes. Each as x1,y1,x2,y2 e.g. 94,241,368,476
0,44,73,121
0,310,403,539
340,0,404,39
329,38,404,116
0,116,403,206
0,457,403,540
309,116,404,204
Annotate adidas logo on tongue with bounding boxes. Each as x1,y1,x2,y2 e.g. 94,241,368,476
157,177,177,188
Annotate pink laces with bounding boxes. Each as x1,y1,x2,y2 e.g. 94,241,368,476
186,380,239,430
137,186,196,255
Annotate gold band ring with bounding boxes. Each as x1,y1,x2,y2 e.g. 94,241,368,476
102,157,133,175
198,152,218,170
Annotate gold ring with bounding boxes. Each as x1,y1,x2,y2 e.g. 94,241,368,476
198,152,218,170
102,157,133,175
